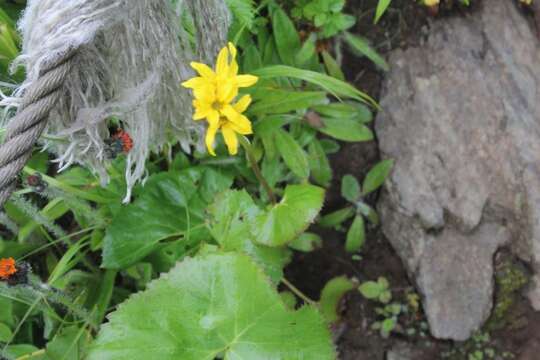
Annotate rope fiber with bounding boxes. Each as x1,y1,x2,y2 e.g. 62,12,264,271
0,49,76,209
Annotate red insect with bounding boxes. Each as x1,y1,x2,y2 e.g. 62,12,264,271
112,129,134,153
105,129,134,159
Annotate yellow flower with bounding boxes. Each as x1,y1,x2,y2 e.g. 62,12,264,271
424,0,439,6
181,42,258,155
520,0,532,5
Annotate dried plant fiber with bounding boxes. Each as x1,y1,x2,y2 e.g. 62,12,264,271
0,0,230,202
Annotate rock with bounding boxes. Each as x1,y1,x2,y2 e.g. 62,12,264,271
375,0,540,341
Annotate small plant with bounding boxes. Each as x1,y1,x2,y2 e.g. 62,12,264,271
319,159,394,252
358,276,392,303
359,276,403,337
291,0,356,38
372,303,402,338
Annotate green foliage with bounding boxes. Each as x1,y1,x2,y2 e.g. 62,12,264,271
253,184,325,246
290,232,323,252
207,189,293,282
358,276,392,304
320,276,355,323
0,7,21,81
226,0,256,30
345,215,365,252
341,174,360,202
325,159,393,253
102,167,232,269
343,32,389,71
359,278,403,338
292,0,356,38
362,159,394,195
88,254,336,360
374,0,392,23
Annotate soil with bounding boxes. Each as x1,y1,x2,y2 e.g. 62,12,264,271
284,1,540,359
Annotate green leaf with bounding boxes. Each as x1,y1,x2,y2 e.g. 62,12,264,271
275,129,310,179
381,318,396,336
308,139,333,187
312,102,372,123
0,322,12,342
88,254,336,360
296,33,317,65
321,14,355,38
329,0,346,13
102,168,232,269
345,216,365,253
320,139,341,154
362,159,394,195
318,207,355,228
289,232,323,252
250,89,327,115
3,345,39,358
379,290,392,304
320,276,355,323
0,297,13,327
207,190,291,282
317,116,373,142
280,291,297,309
357,201,379,225
374,0,392,24
343,32,389,71
225,0,255,29
242,44,263,73
341,175,361,202
45,326,91,360
271,6,301,65
358,281,383,299
253,65,377,106
321,51,345,81
253,184,325,247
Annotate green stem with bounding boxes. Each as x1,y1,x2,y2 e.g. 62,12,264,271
238,136,277,204
281,277,317,306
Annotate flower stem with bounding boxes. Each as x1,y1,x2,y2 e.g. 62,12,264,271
238,136,277,204
282,277,317,306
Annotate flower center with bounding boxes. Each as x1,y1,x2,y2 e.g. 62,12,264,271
212,101,224,111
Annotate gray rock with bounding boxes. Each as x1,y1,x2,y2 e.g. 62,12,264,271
375,0,540,341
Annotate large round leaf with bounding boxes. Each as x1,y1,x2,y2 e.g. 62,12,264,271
88,254,335,360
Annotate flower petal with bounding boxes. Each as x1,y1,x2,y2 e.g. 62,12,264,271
193,84,216,103
217,80,237,104
233,95,252,113
181,77,208,89
228,43,239,77
221,104,240,123
236,75,258,87
222,124,239,155
228,114,253,135
228,42,237,59
193,100,212,120
190,62,215,79
215,46,229,76
205,111,220,156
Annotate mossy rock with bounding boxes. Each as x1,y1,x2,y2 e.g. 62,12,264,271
486,252,529,331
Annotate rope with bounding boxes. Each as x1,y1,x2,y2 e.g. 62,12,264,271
0,49,77,209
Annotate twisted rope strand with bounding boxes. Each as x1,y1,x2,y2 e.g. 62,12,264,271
0,50,76,209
